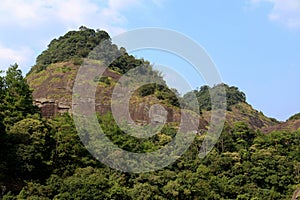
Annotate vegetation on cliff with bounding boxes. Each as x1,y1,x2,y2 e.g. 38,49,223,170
183,84,246,112
1,28,299,199
1,63,300,200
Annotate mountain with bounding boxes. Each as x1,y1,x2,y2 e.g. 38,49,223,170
26,27,281,133
1,27,299,200
27,60,186,125
183,84,278,130
26,27,189,128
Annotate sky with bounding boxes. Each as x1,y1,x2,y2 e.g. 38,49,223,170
0,0,299,121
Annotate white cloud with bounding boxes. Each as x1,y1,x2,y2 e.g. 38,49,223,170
0,0,125,33
152,0,164,8
0,45,34,71
108,0,140,10
0,0,162,34
250,0,300,29
0,0,163,72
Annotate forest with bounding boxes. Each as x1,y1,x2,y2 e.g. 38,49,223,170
0,27,299,199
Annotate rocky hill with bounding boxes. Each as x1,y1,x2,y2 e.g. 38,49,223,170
27,61,186,125
3,27,300,200
26,27,293,133
262,113,300,133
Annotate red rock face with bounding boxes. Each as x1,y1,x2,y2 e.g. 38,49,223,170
28,62,283,133
34,98,70,118
38,101,58,118
28,62,185,126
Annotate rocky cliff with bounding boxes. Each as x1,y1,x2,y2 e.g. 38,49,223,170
26,27,283,133
26,61,187,126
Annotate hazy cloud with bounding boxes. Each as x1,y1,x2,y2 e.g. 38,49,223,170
0,0,163,71
0,0,127,33
0,45,34,71
250,0,300,29
0,0,162,32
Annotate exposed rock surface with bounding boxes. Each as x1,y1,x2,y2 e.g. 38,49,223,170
202,103,278,131
262,118,300,133
27,62,186,126
27,61,284,132
34,98,71,118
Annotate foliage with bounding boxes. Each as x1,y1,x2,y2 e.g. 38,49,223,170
2,109,299,199
0,64,38,129
28,26,154,76
137,83,180,107
30,26,110,73
183,83,246,112
49,114,99,176
6,115,54,181
88,41,144,74
289,112,300,121
1,64,299,199
0,65,40,195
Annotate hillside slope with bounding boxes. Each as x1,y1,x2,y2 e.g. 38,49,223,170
203,103,278,130
26,27,281,132
262,117,300,133
27,61,188,125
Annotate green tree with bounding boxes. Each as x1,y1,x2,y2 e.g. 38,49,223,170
49,114,98,176
232,122,256,150
0,70,5,129
0,65,39,195
0,71,6,180
183,83,246,112
30,27,110,73
0,64,38,129
6,116,54,181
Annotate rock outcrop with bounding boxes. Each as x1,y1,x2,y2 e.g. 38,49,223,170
34,98,71,118
27,62,185,126
27,62,282,132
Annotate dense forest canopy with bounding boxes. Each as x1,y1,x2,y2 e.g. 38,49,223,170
30,26,109,73
29,26,151,75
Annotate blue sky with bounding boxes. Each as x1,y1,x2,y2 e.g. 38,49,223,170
0,0,299,121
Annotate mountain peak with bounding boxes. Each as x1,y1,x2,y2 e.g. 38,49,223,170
28,27,110,74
